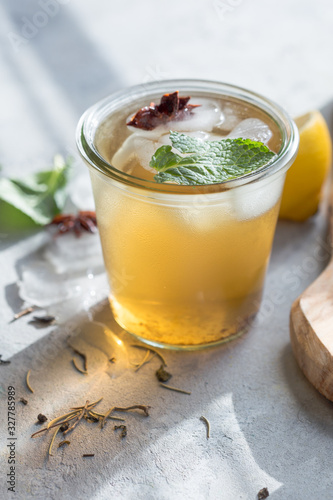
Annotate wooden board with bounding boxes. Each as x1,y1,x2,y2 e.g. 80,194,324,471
290,261,333,401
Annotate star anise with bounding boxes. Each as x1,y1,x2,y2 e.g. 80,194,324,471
126,91,200,130
50,211,97,237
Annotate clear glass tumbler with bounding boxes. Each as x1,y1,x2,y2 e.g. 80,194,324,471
76,80,299,350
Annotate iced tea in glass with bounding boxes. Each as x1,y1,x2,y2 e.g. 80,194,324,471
77,80,298,349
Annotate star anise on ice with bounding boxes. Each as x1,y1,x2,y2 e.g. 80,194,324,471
50,211,97,237
126,91,200,130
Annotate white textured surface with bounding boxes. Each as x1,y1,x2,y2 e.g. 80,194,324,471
1,1,333,499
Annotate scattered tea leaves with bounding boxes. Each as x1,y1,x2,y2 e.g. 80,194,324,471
200,416,210,439
37,414,48,423
31,398,148,458
85,415,99,423
26,369,34,393
101,407,115,428
63,400,89,435
159,383,191,395
47,410,80,429
114,424,127,438
156,365,172,382
258,488,269,499
10,306,35,323
31,413,79,438
90,410,125,422
102,404,150,428
0,355,11,365
19,397,28,405
71,398,103,410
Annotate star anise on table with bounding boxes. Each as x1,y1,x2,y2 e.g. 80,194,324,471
126,91,200,130
50,211,97,237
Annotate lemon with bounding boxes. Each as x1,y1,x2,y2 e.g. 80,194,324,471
279,110,332,221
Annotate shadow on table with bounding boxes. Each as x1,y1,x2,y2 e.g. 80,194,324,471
3,287,333,499
2,296,273,499
4,0,123,116
281,343,333,417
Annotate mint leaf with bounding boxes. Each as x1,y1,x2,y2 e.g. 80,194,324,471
0,155,72,232
149,131,276,185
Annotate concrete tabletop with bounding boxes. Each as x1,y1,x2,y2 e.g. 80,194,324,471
1,1,333,499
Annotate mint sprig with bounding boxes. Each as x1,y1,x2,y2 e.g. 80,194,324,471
0,155,72,232
149,131,276,185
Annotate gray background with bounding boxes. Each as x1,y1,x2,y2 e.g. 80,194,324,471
1,1,333,499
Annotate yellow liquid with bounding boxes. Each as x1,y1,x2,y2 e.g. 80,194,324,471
92,93,283,348
92,173,280,347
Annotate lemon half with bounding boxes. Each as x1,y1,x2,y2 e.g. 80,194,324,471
279,110,332,221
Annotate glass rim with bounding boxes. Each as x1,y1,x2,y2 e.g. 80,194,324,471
76,79,299,194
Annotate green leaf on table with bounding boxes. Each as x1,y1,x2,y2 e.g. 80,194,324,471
150,131,276,185
0,155,72,232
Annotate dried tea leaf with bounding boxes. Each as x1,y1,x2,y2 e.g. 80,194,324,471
156,365,172,382
200,416,210,439
159,382,191,395
60,422,69,433
31,315,55,325
9,306,35,323
114,424,127,438
258,487,269,499
58,440,70,448
26,370,34,393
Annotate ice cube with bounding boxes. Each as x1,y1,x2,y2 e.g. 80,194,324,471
167,98,224,133
111,133,159,174
17,230,108,320
44,232,104,275
174,191,234,232
231,173,285,220
18,261,80,307
46,273,109,323
215,103,242,134
18,259,108,316
227,118,273,144
226,118,280,219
